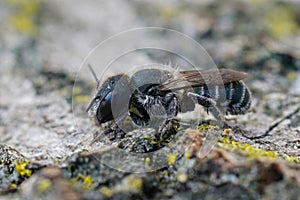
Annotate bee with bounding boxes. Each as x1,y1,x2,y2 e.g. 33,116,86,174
86,65,251,144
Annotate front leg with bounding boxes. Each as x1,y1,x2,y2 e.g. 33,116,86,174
187,92,228,128
89,123,125,146
90,112,128,145
157,118,180,144
157,93,180,140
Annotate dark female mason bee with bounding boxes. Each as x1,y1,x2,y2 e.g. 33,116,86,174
86,65,251,144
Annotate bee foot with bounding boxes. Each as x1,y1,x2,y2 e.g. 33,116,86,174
89,128,114,146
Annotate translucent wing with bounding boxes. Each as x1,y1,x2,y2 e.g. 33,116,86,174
197,130,220,159
158,68,248,158
159,68,248,91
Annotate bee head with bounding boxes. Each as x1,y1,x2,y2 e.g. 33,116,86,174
86,74,127,124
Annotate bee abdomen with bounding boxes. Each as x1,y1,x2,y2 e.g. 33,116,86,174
225,81,251,115
194,81,251,115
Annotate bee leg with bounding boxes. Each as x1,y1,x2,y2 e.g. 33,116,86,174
157,118,180,143
89,115,127,146
89,127,115,146
187,92,229,128
165,94,180,118
157,94,180,139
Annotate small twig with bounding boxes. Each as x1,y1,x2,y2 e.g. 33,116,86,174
249,105,300,139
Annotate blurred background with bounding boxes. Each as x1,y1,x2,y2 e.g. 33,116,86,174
0,0,300,199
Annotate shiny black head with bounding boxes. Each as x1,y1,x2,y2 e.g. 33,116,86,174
87,74,126,124
86,65,128,124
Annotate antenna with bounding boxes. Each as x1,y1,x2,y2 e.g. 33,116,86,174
86,64,100,112
88,64,100,89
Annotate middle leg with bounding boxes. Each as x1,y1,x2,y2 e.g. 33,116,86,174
187,92,228,128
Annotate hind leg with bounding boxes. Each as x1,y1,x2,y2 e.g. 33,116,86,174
187,92,228,128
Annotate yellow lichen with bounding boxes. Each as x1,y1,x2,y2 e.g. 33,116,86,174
222,129,232,137
71,174,94,190
117,168,124,172
265,4,299,38
39,179,52,193
174,124,180,132
198,124,220,131
218,137,299,163
177,172,188,183
10,14,37,35
218,137,279,160
145,157,151,165
75,95,90,103
284,155,299,163
73,87,83,95
168,153,177,165
82,175,94,189
151,140,157,145
287,72,297,81
100,186,113,197
159,6,179,20
185,151,192,159
15,160,32,177
127,177,143,190
7,0,41,36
